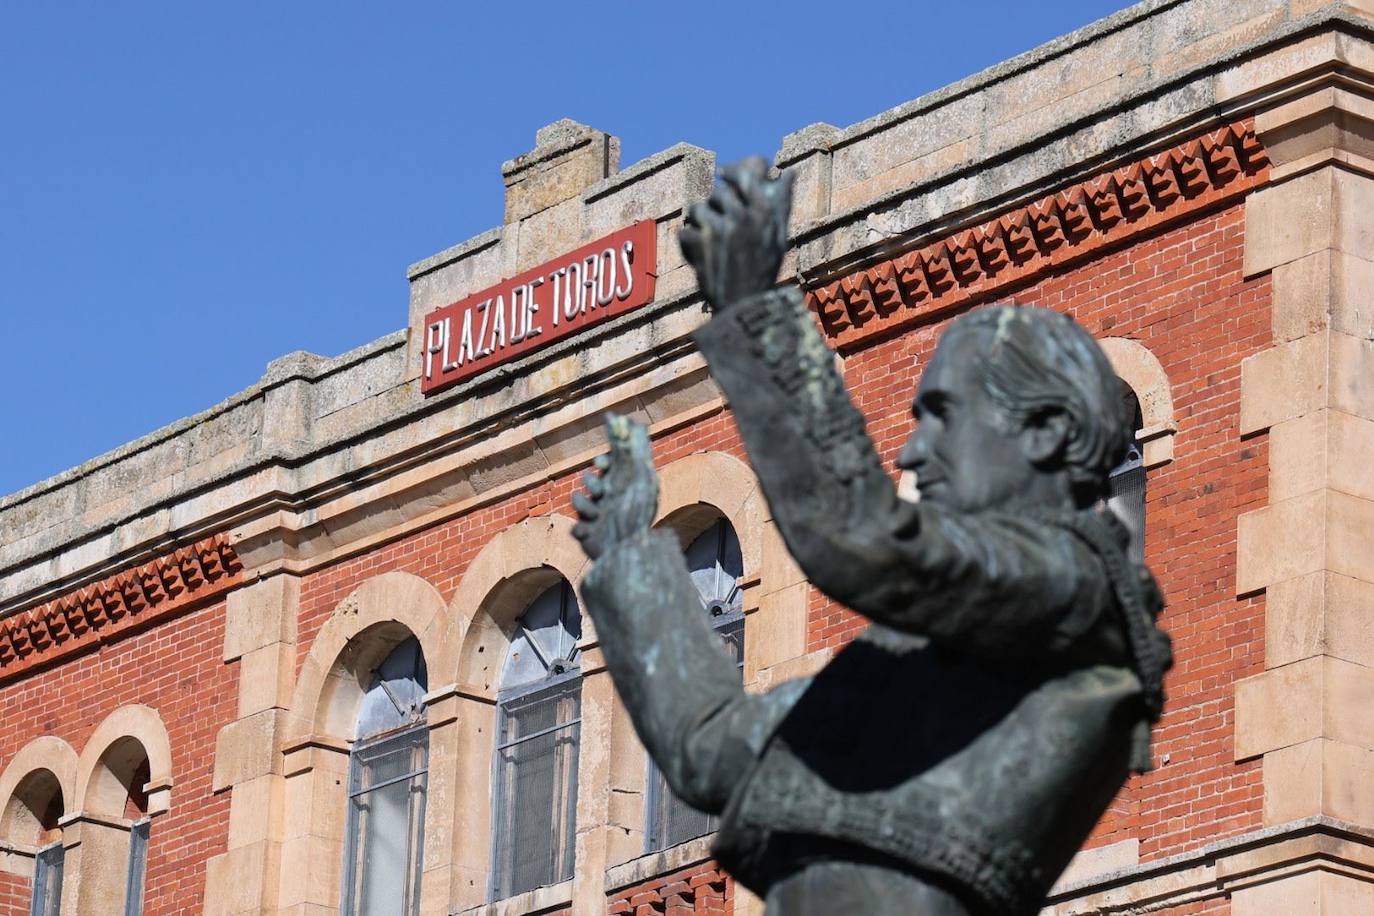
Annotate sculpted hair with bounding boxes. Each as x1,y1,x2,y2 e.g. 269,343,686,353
945,305,1128,506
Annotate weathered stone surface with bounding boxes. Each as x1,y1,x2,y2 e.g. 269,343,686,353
212,709,287,791
223,575,299,663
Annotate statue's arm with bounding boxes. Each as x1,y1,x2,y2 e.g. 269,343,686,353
581,528,796,811
572,416,794,811
692,284,913,614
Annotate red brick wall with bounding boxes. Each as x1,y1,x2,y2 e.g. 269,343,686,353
0,873,27,915
608,860,733,914
0,599,235,915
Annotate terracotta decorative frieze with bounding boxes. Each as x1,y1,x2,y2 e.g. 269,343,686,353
805,121,1270,348
0,534,242,681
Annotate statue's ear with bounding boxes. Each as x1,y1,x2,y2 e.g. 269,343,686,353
1021,406,1073,466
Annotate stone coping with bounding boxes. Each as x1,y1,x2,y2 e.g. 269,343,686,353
0,330,407,516
603,835,715,892
1047,815,1374,901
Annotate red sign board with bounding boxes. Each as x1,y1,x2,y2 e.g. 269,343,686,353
420,220,657,395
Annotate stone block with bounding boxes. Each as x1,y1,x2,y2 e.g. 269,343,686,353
282,761,348,844
278,832,342,910
1262,738,1324,825
1232,867,1374,915
1235,657,1325,760
212,709,287,791
830,91,984,201
1241,331,1374,435
227,774,284,850
1266,571,1329,667
1051,838,1139,894
223,575,299,662
1325,572,1374,667
1218,31,1341,106
745,582,809,675
1235,656,1374,760
1270,409,1374,504
238,641,295,718
581,144,713,242
1329,330,1374,421
1236,490,1327,594
779,143,833,227
759,522,806,594
1243,168,1336,278
513,196,584,274
1327,489,1374,583
503,121,619,224
1240,333,1330,434
1272,249,1374,343
1324,655,1374,748
202,840,282,916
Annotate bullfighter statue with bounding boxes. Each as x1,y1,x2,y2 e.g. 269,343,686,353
571,158,1171,915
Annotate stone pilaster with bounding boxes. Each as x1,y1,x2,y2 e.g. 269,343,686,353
1232,33,1374,911
204,573,300,915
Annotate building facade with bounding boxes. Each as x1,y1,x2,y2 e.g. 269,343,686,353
2,1,1374,913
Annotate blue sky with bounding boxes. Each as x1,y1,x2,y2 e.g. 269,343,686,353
0,0,1135,498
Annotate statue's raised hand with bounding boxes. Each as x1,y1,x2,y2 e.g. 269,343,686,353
680,157,794,311
572,414,660,560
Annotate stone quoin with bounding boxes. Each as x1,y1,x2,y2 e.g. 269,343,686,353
4,2,1374,914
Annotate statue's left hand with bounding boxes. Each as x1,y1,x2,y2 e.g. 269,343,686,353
573,414,660,560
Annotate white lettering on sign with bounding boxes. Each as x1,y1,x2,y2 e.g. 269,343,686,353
420,221,655,395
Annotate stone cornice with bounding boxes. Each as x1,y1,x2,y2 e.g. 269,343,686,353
1044,816,1374,913
0,534,241,684
805,122,1270,350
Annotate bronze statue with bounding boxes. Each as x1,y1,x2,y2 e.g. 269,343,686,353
572,158,1171,915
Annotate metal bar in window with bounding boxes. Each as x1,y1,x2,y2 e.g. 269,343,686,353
347,767,426,799
495,716,582,751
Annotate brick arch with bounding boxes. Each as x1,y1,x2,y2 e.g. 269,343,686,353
1099,336,1177,468
75,705,173,818
286,570,451,744
0,736,77,845
653,451,766,578
451,514,588,699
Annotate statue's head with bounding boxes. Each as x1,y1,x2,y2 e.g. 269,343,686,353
896,305,1127,514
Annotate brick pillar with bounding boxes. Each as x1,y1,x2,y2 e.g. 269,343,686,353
1232,69,1374,913
203,573,300,915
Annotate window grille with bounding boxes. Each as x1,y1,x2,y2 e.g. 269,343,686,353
645,519,745,852
1106,381,1147,564
490,580,582,901
30,841,63,916
341,637,429,916
123,818,150,916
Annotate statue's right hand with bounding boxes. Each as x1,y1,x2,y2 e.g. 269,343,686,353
572,414,660,560
679,157,794,312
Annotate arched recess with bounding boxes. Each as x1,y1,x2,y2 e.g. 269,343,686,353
0,737,77,859
444,514,589,911
1099,337,1177,469
76,705,173,819
451,515,589,698
653,451,765,578
285,570,452,745
279,570,451,914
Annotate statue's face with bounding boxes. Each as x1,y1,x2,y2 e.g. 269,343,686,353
896,330,1040,513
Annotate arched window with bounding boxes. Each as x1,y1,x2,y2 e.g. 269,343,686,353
490,579,582,900
341,636,429,916
1107,380,1146,563
645,518,744,851
2,769,64,916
